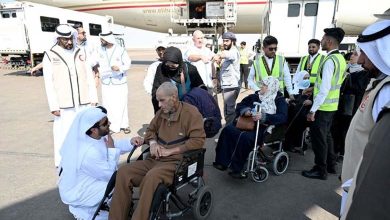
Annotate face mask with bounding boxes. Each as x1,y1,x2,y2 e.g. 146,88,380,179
298,79,310,89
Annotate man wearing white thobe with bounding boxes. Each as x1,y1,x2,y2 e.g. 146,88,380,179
184,30,215,97
43,24,98,167
58,107,143,220
97,32,132,133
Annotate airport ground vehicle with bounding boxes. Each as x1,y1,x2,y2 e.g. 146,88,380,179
0,1,123,68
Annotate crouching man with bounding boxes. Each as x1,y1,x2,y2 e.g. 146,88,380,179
58,106,143,220
109,82,206,220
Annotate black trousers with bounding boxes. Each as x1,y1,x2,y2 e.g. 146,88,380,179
240,64,249,88
310,110,336,172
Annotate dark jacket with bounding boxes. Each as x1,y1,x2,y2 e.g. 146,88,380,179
182,87,222,137
235,91,288,128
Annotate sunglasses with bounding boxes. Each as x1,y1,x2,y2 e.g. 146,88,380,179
268,47,277,51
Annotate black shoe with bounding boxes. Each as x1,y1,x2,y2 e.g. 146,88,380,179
213,162,227,171
327,166,337,174
121,127,131,134
302,168,327,180
228,171,248,179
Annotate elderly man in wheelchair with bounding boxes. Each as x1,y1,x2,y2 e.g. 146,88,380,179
213,77,288,181
108,82,208,220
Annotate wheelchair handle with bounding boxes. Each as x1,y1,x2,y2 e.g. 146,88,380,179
253,102,262,114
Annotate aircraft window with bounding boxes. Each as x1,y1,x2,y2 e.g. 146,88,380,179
67,20,83,28
40,16,60,32
89,23,102,36
1,12,10,18
288,4,300,17
12,13,16,18
304,3,318,16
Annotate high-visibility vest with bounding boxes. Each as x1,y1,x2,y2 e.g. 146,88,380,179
253,55,285,90
239,48,249,64
298,54,325,84
314,53,347,111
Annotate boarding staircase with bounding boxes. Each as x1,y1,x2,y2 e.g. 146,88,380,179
170,0,237,36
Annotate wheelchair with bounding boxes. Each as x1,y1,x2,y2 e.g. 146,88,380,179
92,147,213,220
244,123,289,183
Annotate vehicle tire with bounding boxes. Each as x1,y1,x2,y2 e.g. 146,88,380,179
192,185,213,220
250,166,269,183
272,151,289,175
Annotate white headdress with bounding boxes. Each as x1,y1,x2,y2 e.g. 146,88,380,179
58,107,106,204
99,31,116,45
53,24,77,48
357,20,390,76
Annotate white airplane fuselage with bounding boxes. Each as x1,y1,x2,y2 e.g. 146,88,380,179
23,0,390,35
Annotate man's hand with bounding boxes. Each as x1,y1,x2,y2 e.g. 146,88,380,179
303,100,313,106
150,142,163,160
159,147,173,157
51,110,60,116
111,66,120,71
131,136,144,147
307,112,315,122
104,134,115,148
201,55,210,64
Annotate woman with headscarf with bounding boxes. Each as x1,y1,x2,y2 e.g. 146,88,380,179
284,71,312,152
151,46,204,113
213,77,288,178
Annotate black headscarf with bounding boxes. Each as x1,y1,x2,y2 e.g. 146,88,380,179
161,47,183,82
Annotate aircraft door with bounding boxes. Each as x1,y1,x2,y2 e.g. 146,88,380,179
298,1,318,54
280,1,302,55
276,0,318,56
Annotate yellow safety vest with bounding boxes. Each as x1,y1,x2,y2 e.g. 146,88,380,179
240,48,249,64
314,53,347,111
298,54,325,84
254,55,285,90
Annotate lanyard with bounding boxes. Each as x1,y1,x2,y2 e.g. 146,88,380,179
104,45,116,66
262,56,275,76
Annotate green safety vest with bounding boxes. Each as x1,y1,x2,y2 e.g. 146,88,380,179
314,53,347,111
253,55,285,90
298,54,325,84
239,48,249,64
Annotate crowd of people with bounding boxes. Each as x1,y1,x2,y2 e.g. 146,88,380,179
38,18,389,219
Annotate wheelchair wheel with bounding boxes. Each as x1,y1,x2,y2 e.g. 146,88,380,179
272,151,289,175
149,184,168,220
192,185,213,220
250,166,269,183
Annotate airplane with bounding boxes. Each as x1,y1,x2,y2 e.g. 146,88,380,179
23,0,389,59
23,0,389,36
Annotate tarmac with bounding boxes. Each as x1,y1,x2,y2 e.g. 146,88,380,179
0,49,342,220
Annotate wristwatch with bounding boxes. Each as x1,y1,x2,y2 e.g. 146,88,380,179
309,111,315,114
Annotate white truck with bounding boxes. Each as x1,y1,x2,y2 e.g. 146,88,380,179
0,1,117,69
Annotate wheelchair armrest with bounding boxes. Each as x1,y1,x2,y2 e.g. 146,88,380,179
183,148,206,159
126,146,150,163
